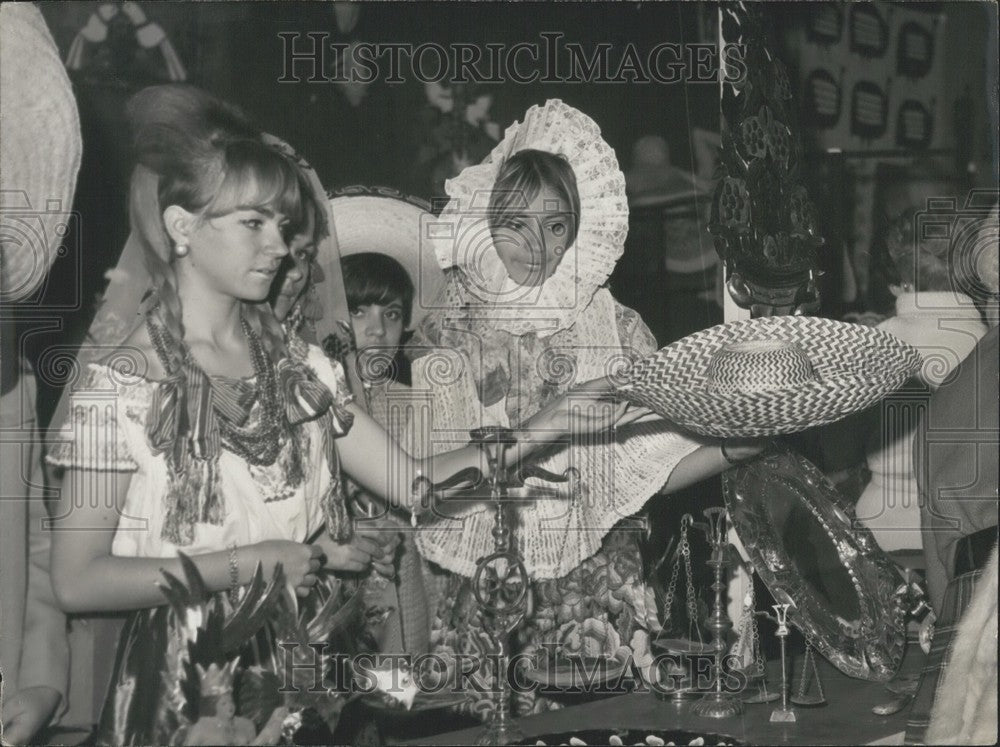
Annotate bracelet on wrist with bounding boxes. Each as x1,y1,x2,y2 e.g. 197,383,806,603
721,440,739,466
228,545,241,604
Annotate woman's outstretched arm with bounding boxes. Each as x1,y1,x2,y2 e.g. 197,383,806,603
660,438,767,494
335,384,640,515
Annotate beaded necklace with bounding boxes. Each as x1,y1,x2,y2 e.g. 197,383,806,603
146,307,285,468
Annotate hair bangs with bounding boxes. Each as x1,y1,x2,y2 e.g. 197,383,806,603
342,253,415,326
488,149,580,247
203,140,304,226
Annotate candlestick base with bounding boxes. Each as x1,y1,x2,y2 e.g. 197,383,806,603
691,692,744,719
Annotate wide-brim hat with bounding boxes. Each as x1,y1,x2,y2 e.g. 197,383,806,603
616,316,922,438
329,188,446,329
625,167,708,209
625,134,708,209
0,4,82,302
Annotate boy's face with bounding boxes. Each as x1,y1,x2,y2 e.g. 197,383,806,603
350,300,406,374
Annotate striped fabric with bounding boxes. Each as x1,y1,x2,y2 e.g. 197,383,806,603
904,568,984,744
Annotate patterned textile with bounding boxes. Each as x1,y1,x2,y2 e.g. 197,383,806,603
47,344,353,561
47,344,361,745
408,292,701,580
423,526,657,722
925,544,998,744
904,567,986,744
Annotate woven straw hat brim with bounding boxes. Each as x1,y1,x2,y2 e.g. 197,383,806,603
329,192,446,328
617,316,923,438
0,4,82,302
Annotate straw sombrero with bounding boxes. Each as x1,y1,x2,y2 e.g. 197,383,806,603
0,4,82,302
616,316,922,438
625,135,708,209
329,187,446,328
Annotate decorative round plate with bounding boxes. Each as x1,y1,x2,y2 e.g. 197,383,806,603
723,447,907,681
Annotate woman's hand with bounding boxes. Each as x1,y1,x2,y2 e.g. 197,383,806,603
255,540,325,598
354,525,402,578
312,527,401,578
522,376,650,442
521,377,611,441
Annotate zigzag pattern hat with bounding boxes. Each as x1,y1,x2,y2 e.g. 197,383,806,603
616,316,922,438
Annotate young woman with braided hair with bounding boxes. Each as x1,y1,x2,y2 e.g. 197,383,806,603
46,85,639,745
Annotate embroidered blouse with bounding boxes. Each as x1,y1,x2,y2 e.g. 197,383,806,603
47,344,353,559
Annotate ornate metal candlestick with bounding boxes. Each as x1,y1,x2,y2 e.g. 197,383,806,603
769,603,797,723
690,508,743,719
418,427,576,746
469,426,527,746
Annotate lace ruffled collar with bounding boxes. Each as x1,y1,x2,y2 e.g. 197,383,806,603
429,100,629,338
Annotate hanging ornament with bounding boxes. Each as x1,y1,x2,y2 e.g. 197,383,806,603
711,2,824,317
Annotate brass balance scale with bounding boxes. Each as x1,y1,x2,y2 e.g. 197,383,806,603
646,443,931,724
413,437,929,739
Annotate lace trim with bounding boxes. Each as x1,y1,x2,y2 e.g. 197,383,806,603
409,293,704,578
46,364,140,472
428,100,629,338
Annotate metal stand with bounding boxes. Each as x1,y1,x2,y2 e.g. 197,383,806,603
690,508,743,719
419,427,576,747
655,657,701,704
769,603,797,723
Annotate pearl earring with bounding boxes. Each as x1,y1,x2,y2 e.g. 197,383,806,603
174,243,189,258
